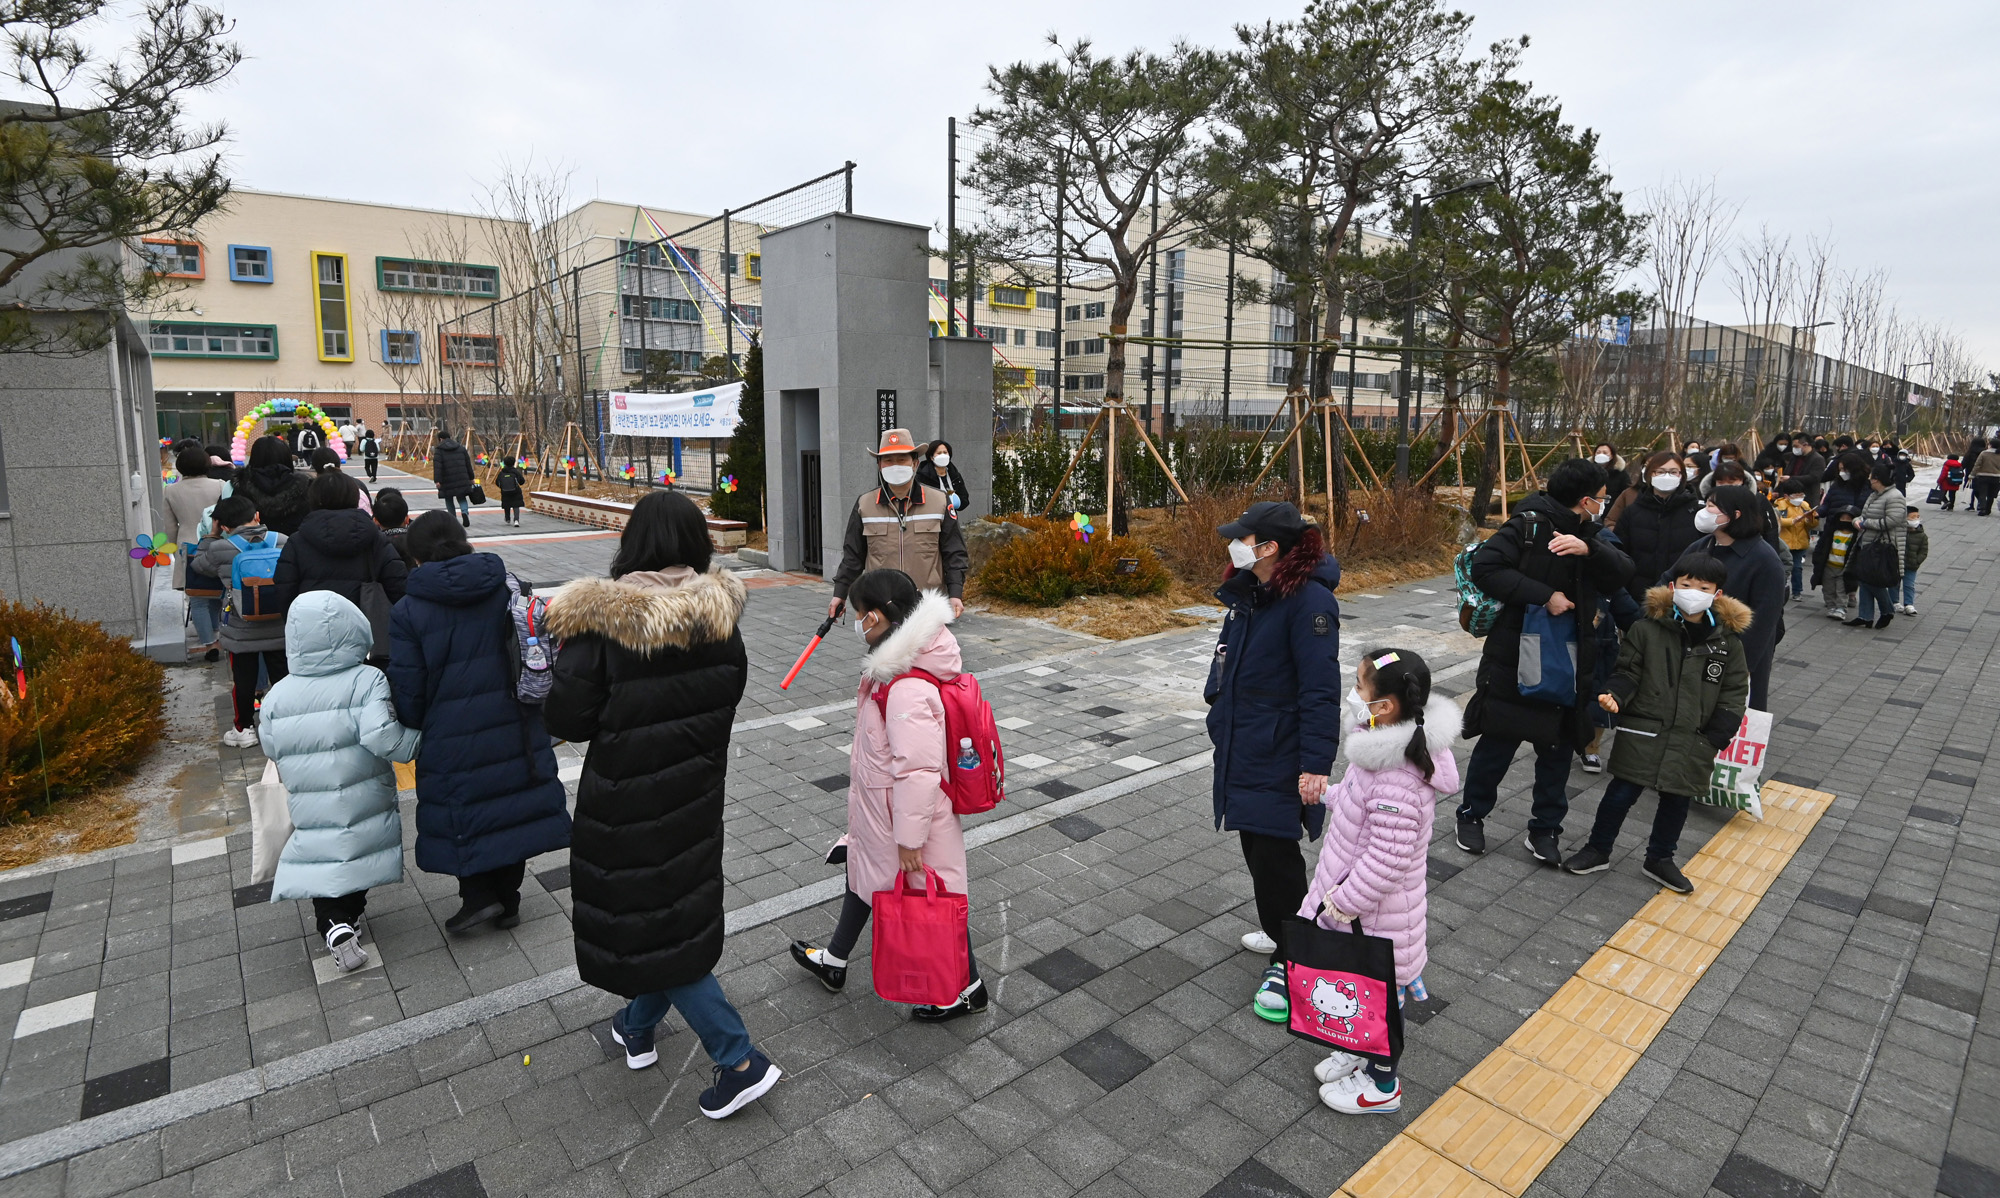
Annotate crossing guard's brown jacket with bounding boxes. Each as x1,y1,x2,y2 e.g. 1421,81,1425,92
831,482,969,599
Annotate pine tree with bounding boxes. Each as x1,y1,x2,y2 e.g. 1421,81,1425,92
711,342,765,528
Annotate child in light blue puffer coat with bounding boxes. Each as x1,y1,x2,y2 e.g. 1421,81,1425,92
260,591,421,971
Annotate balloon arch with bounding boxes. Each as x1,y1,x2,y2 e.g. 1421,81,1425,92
230,398,348,466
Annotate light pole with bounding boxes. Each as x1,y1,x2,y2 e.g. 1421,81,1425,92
1398,178,1497,483
1895,360,1931,436
1783,320,1832,432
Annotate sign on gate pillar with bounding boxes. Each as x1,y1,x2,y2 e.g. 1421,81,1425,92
877,389,898,433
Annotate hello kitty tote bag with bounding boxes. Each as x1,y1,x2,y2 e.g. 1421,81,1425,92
1282,909,1404,1065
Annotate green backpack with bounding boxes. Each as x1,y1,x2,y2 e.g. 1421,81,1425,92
1454,514,1544,637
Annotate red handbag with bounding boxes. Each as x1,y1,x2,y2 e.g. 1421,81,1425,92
871,866,970,1006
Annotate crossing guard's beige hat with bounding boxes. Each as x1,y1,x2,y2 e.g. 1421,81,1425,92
869,428,920,456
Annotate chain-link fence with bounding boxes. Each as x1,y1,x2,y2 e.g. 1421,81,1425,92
431,164,854,491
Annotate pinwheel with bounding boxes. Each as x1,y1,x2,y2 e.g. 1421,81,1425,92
128,534,177,569
1070,512,1095,543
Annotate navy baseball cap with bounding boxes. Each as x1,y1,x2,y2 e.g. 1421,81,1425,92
1217,501,1306,543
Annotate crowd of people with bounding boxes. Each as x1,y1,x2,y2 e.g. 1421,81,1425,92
149,418,1964,1126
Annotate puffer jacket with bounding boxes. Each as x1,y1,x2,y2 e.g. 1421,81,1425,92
260,592,422,901
432,438,475,499
235,463,314,537
1905,520,1928,573
543,565,748,996
1605,485,1700,603
1604,588,1750,799
1205,532,1342,842
1775,495,1816,551
1855,485,1909,580
388,552,570,878
1298,697,1463,985
272,508,408,613
191,525,288,654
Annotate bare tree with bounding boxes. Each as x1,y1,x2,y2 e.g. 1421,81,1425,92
1729,227,1794,434
1785,233,1833,428
1833,267,1885,429
1640,177,1736,429
470,156,579,463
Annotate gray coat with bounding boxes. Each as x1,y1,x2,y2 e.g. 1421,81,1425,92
190,525,289,653
1856,486,1908,579
261,592,422,901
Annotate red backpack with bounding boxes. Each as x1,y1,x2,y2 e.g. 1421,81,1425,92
870,668,1005,815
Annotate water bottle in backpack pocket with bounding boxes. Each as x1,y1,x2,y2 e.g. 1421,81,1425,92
502,572,554,704
871,667,1006,815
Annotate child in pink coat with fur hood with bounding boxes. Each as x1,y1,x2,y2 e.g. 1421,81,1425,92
1300,648,1461,1116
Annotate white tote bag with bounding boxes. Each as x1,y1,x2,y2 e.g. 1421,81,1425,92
248,759,295,884
1703,708,1771,820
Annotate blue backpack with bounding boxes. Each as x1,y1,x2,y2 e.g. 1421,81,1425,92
228,535,286,621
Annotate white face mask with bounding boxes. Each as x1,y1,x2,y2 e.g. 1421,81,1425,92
1227,539,1262,570
880,464,915,487
933,454,950,470
1694,507,1723,534
1345,688,1383,729
1793,446,1806,455
854,615,873,641
1594,452,1611,465
1672,588,1716,617
1839,471,1853,482
1908,519,1922,530
1651,472,1682,493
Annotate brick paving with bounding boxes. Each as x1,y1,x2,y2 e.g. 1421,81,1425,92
1,497,1995,1198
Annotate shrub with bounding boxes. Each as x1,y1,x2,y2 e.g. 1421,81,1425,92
977,525,1171,605
0,598,166,821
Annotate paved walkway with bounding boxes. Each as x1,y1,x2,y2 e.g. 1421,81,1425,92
0,497,1995,1198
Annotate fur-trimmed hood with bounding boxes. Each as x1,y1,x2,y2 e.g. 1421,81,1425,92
1641,585,1752,634
543,566,746,652
1342,695,1463,785
861,590,960,683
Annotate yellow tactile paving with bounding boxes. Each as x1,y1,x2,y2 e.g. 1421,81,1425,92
1632,895,1742,946
1606,922,1725,976
1502,1010,1641,1093
1407,1087,1565,1195
1331,785,1836,1198
1342,1138,1512,1198
1543,978,1672,1050
1457,1050,1605,1139
1576,947,1702,1009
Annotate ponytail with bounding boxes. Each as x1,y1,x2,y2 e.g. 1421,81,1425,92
1362,648,1436,782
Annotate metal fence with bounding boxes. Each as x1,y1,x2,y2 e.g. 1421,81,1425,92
430,164,855,489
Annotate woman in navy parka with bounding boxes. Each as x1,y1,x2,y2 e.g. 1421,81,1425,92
1204,501,1342,1024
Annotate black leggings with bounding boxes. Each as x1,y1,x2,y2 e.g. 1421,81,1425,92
313,891,367,938
459,862,526,913
826,888,980,983
1241,831,1309,965
229,650,287,730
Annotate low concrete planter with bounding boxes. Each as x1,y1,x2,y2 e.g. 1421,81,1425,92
527,490,747,548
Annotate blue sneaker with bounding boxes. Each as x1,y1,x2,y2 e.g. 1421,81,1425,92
608,1007,657,1070
699,1049,781,1120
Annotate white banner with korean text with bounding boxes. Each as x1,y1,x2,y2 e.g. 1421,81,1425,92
606,383,744,438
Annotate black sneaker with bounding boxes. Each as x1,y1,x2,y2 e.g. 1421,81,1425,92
1563,844,1611,874
1455,818,1486,855
445,899,503,934
1580,753,1603,774
788,941,846,993
1644,858,1695,894
1872,612,1894,630
699,1050,781,1119
608,1007,658,1070
912,979,989,1022
1842,618,1871,628
1525,829,1562,866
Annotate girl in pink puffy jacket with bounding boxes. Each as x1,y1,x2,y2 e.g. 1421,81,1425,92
1299,648,1462,1115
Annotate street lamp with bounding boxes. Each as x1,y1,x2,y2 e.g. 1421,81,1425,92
1783,320,1832,431
1398,177,1498,484
1894,360,1932,436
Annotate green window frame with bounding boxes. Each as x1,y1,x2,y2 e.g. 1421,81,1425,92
147,321,279,359
376,257,501,297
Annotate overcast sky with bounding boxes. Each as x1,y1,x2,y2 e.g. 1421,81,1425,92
35,0,2000,375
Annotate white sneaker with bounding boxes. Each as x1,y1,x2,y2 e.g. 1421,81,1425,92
325,924,368,972
1320,1071,1402,1114
1904,604,1918,615
222,727,258,748
1314,1051,1367,1084
1240,930,1278,955
1825,608,1847,621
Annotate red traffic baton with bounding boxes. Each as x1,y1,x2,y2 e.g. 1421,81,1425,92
779,617,838,690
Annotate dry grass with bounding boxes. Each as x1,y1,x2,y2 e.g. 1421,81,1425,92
0,789,138,869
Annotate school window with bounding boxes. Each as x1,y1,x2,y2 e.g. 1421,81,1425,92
1037,292,1058,310
930,278,951,298
621,347,704,373
1081,302,1103,319
377,257,499,296
1688,348,1718,364
1012,328,1027,346
746,253,760,280
720,251,739,275
380,330,421,365
1035,329,1056,348
384,405,431,435
1064,337,1105,355
311,253,352,361
442,332,501,366
147,321,278,359
142,239,203,278
998,366,1029,385
1065,305,1081,320
228,245,272,282
621,294,703,321
731,303,761,327
990,286,1031,309
1167,249,1186,281
1063,373,1104,392
974,324,1005,342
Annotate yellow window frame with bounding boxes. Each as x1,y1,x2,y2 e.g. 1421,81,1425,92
746,252,761,281
310,251,354,362
988,285,1034,310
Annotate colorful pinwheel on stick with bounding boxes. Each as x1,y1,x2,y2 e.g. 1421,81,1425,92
621,464,639,481
128,534,177,569
1070,512,1095,543
658,468,677,487
718,474,739,493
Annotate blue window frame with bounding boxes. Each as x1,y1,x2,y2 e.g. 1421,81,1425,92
228,244,272,283
381,330,421,364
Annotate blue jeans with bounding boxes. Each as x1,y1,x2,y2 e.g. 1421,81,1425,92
622,973,752,1069
1856,583,1896,622
1789,549,1809,596
1902,569,1918,606
1586,777,1692,861
447,495,470,521
1457,734,1573,834
187,596,222,646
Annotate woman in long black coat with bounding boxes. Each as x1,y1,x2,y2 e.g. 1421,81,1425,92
915,439,971,513
235,435,314,536
541,491,779,1117
1605,450,1702,605
387,512,570,932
